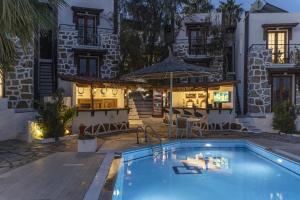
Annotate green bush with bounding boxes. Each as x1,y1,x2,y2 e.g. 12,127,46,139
273,101,296,134
37,89,76,140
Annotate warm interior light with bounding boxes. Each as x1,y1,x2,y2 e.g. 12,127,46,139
65,129,70,135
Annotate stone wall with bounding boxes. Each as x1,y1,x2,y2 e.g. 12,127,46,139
5,38,34,108
173,42,223,82
57,28,120,78
247,45,272,115
57,29,78,75
100,34,120,78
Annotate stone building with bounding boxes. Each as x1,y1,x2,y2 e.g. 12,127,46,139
173,12,236,83
235,0,300,132
3,0,121,109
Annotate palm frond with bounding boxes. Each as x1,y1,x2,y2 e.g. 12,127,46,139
0,0,67,72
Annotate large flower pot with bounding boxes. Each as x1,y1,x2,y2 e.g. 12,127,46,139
77,138,97,152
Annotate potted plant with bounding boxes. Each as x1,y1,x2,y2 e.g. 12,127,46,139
37,89,76,142
77,124,97,152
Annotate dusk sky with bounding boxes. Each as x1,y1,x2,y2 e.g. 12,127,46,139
211,0,300,12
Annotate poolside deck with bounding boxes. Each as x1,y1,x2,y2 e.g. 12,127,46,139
0,152,104,200
0,117,300,200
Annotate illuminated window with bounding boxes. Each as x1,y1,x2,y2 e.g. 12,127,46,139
267,31,287,64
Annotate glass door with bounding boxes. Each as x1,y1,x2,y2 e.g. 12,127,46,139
188,28,207,55
76,14,97,45
267,31,288,64
272,76,292,108
78,57,98,77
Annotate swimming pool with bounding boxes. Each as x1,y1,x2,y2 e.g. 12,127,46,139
113,140,300,200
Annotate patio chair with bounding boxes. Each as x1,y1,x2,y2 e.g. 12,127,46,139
176,117,188,138
182,109,193,118
190,118,205,137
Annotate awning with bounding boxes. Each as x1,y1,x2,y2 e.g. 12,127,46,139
59,74,148,88
151,80,240,90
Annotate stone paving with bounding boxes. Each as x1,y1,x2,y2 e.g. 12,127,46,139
0,139,78,175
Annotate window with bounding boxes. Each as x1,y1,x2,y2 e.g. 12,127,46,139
78,57,98,77
188,27,208,56
76,14,98,46
267,31,288,64
272,76,292,108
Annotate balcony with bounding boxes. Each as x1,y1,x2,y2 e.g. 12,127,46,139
251,44,300,66
175,39,222,60
58,24,114,49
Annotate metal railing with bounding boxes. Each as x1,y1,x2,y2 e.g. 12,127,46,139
175,38,222,56
136,125,163,155
250,44,300,65
59,24,114,47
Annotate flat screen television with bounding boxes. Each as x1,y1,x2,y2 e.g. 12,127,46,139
213,91,231,103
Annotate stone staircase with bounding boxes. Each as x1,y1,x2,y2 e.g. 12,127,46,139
128,99,143,127
128,92,154,127
130,92,153,119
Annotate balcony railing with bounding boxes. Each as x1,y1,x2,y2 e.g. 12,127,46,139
59,24,114,47
175,39,221,57
251,44,300,65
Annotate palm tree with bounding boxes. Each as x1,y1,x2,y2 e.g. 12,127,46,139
0,0,67,73
182,0,214,15
218,0,243,28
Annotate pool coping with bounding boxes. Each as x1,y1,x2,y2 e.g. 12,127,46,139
99,139,300,200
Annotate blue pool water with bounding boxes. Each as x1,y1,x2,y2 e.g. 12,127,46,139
113,142,300,200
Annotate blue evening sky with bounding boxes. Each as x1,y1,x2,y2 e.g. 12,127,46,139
211,0,300,12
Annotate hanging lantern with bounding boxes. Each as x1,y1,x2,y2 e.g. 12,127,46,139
112,88,118,96
78,87,84,95
100,87,107,96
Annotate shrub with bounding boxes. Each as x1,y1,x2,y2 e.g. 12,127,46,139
37,89,76,140
273,101,296,134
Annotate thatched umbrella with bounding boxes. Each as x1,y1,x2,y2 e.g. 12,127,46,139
124,50,216,137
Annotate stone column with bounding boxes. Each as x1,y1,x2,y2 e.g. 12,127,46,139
5,38,34,109
247,45,272,115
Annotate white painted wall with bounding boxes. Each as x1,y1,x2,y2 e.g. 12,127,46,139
58,0,114,29
235,13,246,114
0,109,36,141
72,110,128,133
248,13,300,46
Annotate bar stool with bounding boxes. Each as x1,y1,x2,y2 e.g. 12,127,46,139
183,109,193,117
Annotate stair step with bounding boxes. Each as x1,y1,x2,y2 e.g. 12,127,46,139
128,116,140,120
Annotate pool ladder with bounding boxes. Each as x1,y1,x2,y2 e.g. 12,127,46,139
136,125,163,156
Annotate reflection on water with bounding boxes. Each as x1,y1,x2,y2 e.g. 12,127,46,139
153,149,230,172
270,193,284,200
180,153,230,171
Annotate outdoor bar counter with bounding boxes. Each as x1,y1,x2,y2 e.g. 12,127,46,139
154,80,240,127
72,108,131,134
59,75,145,135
